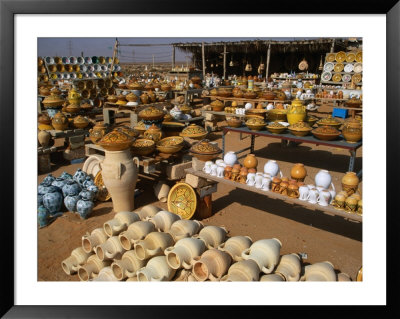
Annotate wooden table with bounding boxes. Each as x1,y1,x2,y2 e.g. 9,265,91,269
204,95,291,106
222,126,362,174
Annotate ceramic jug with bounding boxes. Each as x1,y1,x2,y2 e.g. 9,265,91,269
246,172,256,186
103,211,140,237
301,261,337,281
118,221,156,250
61,247,92,275
315,170,335,191
287,98,306,125
193,225,228,249
263,160,282,177
317,189,331,207
217,166,225,178
136,256,176,281
275,253,301,281
96,236,126,261
202,161,213,174
192,249,232,281
307,188,319,204
148,210,181,232
82,228,108,253
223,151,237,166
42,187,63,215
62,179,82,197
136,205,162,220
241,238,282,274
218,236,253,262
77,255,111,281
37,205,50,228
255,172,264,189
76,198,94,219
164,237,206,270
261,175,272,191
299,185,309,201
111,250,146,280
100,149,138,212
167,219,203,242
79,189,95,202
134,232,174,261
210,164,218,176
259,273,285,281
64,194,80,212
153,181,170,203
221,259,260,281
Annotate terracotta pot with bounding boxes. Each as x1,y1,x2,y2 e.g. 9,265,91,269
167,219,203,242
221,259,260,281
118,221,156,251
133,232,174,261
103,211,140,237
290,163,307,182
275,253,302,281
137,256,176,281
164,237,206,270
218,235,253,262
61,247,92,275
96,236,125,261
38,113,51,125
148,210,181,232
144,124,164,143
89,123,108,144
192,225,227,249
38,130,51,147
341,171,359,196
77,255,111,281
243,154,258,169
51,112,68,131
111,250,146,280
82,228,108,253
100,149,138,212
192,249,232,281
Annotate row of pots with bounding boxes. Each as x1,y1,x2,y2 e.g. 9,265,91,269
62,205,348,281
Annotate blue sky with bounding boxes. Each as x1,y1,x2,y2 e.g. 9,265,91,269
38,37,321,63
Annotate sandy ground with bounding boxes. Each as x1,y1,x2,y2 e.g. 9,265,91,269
38,105,362,281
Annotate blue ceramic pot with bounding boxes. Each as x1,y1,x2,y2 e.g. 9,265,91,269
60,171,73,180
76,199,94,219
46,108,61,118
38,205,50,228
42,173,56,185
51,177,68,191
38,194,44,208
42,188,63,214
64,195,80,212
79,190,95,201
73,169,88,187
62,180,82,197
38,184,60,196
82,176,95,189
86,185,99,200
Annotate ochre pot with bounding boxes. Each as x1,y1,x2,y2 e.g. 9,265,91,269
341,172,359,196
243,154,258,169
290,163,307,182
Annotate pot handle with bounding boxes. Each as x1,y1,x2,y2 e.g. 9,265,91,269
330,182,336,192
133,157,140,168
279,170,283,178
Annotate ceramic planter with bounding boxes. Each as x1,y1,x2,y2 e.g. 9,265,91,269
164,237,206,270
42,187,63,215
301,261,336,281
76,198,94,219
137,205,162,220
111,250,146,280
221,259,260,281
134,232,174,261
77,255,111,281
241,238,282,274
136,256,176,281
96,236,126,261
61,247,92,275
192,225,227,249
103,211,140,237
167,220,203,242
217,235,253,262
100,149,138,212
275,253,301,281
82,228,108,253
148,210,181,232
192,249,232,281
64,194,80,212
118,221,156,251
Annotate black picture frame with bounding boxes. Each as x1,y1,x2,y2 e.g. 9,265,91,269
1,0,398,317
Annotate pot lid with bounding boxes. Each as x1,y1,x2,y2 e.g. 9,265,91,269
73,115,89,124
145,123,162,134
53,112,67,119
42,93,64,104
115,125,139,138
181,124,206,137
98,130,134,148
190,139,222,155
317,115,341,125
139,106,164,118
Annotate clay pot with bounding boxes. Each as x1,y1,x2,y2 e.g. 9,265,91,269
100,149,138,212
61,247,92,275
38,130,51,147
77,255,111,281
275,253,302,281
315,169,334,190
243,154,258,169
223,151,237,166
91,266,119,281
111,250,146,280
148,210,181,232
133,232,174,261
260,273,285,281
301,261,336,281
136,256,176,281
89,123,108,144
140,93,150,104
164,237,206,270
192,249,232,281
153,181,170,203
290,163,307,182
136,205,162,220
103,211,140,237
96,236,126,261
218,235,253,262
118,221,155,250
73,115,90,129
82,228,108,253
221,259,260,281
263,160,281,177
144,124,164,143
193,225,227,249
167,219,203,242
51,112,68,131
341,172,359,196
38,113,51,125
241,238,282,274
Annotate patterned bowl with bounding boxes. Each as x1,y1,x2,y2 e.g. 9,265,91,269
98,130,134,151
156,136,185,154
131,139,156,156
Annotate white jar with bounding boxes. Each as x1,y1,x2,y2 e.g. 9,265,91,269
223,151,237,166
263,160,281,177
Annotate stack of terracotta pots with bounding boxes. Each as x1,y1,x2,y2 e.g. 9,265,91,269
62,204,347,281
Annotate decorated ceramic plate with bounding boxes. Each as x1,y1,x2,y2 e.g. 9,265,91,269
326,53,336,62
344,63,354,73
345,52,356,62
353,62,363,73
352,73,362,84
355,51,362,62
332,73,342,83
167,182,197,220
94,171,111,202
321,71,332,81
342,74,352,82
335,51,346,62
334,63,344,72
323,62,334,72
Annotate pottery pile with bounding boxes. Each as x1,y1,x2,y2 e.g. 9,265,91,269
37,169,99,227
61,204,345,281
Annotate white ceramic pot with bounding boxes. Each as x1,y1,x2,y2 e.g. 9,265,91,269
263,160,282,177
202,161,213,174
193,225,227,249
210,164,218,176
149,210,181,232
77,255,111,281
153,181,170,203
167,219,203,242
137,256,176,281
241,238,282,274
61,247,92,275
96,236,125,261
307,188,319,204
266,103,274,110
134,232,174,261
275,253,301,281
111,250,146,280
223,151,237,166
216,166,225,178
261,176,271,191
217,235,253,262
299,186,309,201
255,173,264,189
222,259,260,281
118,221,156,250
103,211,140,237
244,103,253,110
246,173,256,186
82,228,108,253
136,205,162,220
215,159,225,166
91,266,119,281
318,189,331,207
164,237,206,270
315,169,335,190
301,261,336,281
259,273,285,281
192,249,232,281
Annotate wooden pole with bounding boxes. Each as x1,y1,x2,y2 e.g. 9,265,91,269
265,43,271,80
202,42,206,79
172,46,175,69
223,44,226,80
